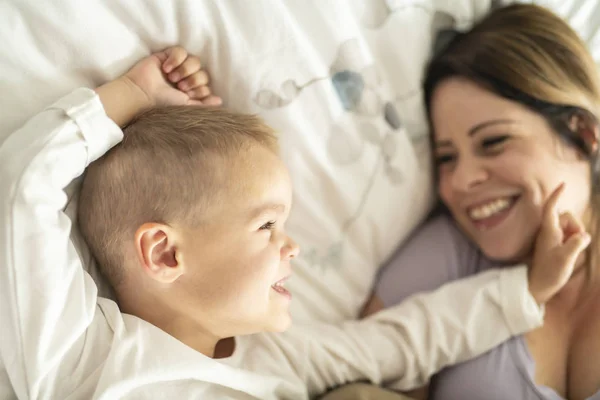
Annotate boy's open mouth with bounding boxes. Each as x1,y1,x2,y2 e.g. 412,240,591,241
271,276,291,298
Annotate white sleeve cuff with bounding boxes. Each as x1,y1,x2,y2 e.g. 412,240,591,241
500,266,545,335
48,87,123,164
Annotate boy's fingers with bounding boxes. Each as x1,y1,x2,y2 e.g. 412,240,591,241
543,183,565,227
538,183,565,244
177,71,209,91
162,46,188,74
153,51,169,64
558,212,570,231
186,95,222,107
559,232,590,266
199,95,223,106
186,86,211,100
169,57,202,83
187,99,206,106
559,211,584,241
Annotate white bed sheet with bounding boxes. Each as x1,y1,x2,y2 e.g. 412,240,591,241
0,0,598,329
1,0,600,398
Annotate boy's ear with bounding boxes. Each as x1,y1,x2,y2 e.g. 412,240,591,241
568,110,599,154
134,223,183,284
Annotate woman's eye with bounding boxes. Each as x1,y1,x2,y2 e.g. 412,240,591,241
259,221,276,230
481,135,509,149
435,154,456,165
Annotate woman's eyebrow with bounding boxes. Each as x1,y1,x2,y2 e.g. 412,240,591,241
434,140,453,149
468,119,516,137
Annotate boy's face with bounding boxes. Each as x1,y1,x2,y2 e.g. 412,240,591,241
175,144,299,338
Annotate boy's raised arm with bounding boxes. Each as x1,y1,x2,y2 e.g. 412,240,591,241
0,87,124,399
0,47,216,399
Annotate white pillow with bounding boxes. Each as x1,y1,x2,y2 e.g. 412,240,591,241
1,0,597,322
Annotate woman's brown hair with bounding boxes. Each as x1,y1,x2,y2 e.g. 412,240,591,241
424,3,600,269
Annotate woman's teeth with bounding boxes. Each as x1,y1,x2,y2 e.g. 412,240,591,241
469,198,512,220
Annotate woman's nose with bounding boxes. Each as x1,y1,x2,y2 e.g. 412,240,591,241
451,156,489,192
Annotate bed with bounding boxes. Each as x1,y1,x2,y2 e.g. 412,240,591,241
0,0,599,396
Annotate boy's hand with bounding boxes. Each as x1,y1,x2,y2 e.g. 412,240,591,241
123,46,222,108
96,46,221,126
528,183,591,305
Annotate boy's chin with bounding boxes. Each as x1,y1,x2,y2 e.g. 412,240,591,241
264,313,292,333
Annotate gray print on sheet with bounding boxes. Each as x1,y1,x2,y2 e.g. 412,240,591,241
253,38,412,271
359,0,466,31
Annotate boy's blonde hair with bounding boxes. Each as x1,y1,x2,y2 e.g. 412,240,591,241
78,106,278,289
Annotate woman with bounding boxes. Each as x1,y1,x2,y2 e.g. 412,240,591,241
369,4,600,400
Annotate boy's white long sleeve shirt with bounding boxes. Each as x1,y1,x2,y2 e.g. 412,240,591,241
0,88,544,399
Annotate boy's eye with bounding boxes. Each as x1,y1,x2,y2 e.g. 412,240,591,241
259,221,276,230
481,135,509,149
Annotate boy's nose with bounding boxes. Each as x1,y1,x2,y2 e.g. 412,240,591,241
283,236,300,259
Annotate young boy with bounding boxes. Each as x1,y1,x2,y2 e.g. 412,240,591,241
0,47,587,399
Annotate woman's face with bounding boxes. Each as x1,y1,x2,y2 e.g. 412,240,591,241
431,77,591,262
